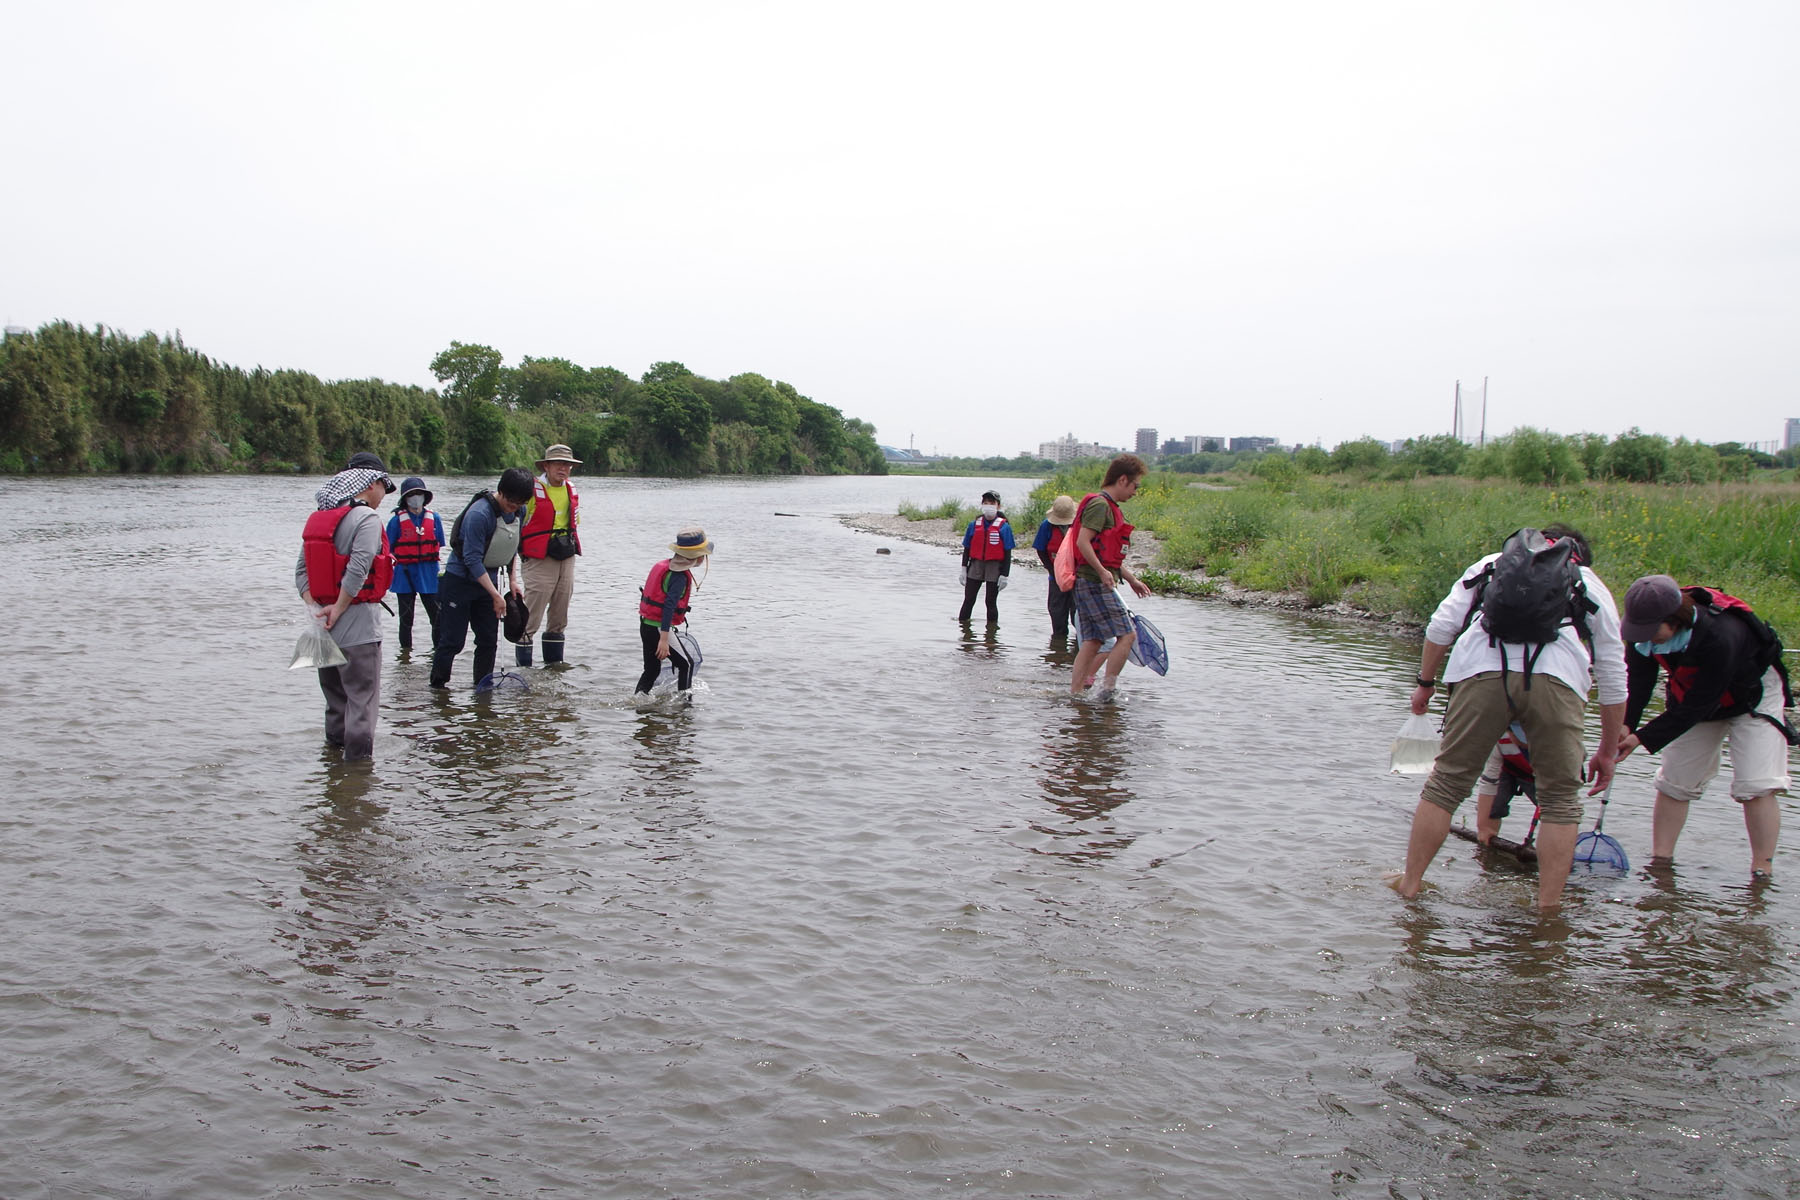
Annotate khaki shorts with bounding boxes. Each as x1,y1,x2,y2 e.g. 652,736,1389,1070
1654,668,1793,803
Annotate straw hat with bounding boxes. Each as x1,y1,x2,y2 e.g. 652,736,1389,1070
1048,494,1077,524
668,527,713,570
536,443,582,468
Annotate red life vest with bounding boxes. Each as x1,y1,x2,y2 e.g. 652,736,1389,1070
1497,724,1532,778
967,516,1010,561
303,505,395,605
1077,492,1133,570
638,559,695,625
391,511,440,565
1656,587,1760,708
1045,523,1068,555
519,478,580,559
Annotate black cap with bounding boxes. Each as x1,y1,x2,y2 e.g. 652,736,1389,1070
345,451,396,492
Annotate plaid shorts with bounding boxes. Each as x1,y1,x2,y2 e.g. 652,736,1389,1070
1072,576,1133,642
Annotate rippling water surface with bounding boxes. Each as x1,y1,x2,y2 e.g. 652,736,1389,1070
3,474,1796,1198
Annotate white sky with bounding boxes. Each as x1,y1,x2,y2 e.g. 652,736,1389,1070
5,1,1795,458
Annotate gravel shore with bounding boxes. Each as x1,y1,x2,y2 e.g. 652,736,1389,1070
839,511,1421,632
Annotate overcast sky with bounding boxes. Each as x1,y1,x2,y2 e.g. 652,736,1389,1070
6,1,1795,458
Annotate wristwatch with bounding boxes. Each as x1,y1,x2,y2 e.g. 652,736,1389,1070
1415,675,1436,688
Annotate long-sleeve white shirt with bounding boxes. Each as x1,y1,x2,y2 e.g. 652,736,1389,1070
1424,553,1628,706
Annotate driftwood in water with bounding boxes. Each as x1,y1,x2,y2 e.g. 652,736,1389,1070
1447,824,1539,865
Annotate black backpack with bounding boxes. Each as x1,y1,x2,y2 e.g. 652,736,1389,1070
1460,528,1597,688
448,490,495,558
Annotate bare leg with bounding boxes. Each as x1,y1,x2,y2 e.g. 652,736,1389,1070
1742,790,1780,875
1651,790,1690,864
1534,821,1577,911
1096,632,1137,690
1392,799,1453,899
1070,639,1103,695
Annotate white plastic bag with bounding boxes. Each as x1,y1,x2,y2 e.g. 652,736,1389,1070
290,606,347,671
1389,713,1440,774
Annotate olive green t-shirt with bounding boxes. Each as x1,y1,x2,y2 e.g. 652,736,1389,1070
1075,493,1120,583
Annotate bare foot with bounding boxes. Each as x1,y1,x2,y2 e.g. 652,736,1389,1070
1382,871,1422,900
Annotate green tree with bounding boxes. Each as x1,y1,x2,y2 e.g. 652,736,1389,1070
625,379,713,475
1395,434,1467,476
1602,428,1671,482
1500,426,1584,485
1293,445,1331,474
641,360,693,385
430,341,503,468
1329,437,1390,473
464,400,509,472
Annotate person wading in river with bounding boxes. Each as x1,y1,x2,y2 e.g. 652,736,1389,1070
295,456,397,761
516,444,583,668
1613,574,1796,878
431,468,530,690
958,490,1014,625
1389,524,1627,911
1068,455,1153,698
1033,494,1077,642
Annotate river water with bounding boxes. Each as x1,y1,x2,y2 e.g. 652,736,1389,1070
2,473,1795,1199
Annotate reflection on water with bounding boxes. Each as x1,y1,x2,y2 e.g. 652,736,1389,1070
1,474,1795,1199
1035,703,1137,864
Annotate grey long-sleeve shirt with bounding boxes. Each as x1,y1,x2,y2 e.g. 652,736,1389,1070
295,503,386,648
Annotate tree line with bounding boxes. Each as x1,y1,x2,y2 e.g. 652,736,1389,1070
1163,428,1788,486
0,323,887,477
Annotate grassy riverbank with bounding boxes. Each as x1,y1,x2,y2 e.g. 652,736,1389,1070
1014,469,1800,633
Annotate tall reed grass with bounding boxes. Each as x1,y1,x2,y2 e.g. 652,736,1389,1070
1026,470,1800,632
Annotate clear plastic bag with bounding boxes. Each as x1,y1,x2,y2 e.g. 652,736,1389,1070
1389,712,1440,774
290,615,347,670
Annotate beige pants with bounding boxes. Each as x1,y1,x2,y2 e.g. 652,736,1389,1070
1421,671,1589,825
1655,667,1792,802
521,554,577,638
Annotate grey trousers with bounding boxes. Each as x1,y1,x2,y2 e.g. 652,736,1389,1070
318,641,382,760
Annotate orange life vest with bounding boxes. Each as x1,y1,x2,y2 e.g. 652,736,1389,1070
519,478,580,559
638,559,694,625
967,516,1010,561
390,511,440,565
302,505,395,605
1078,492,1133,570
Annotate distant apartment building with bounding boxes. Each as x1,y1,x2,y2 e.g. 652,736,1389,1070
1159,435,1217,456
1228,436,1278,453
1135,428,1158,455
1787,418,1800,451
1038,433,1120,463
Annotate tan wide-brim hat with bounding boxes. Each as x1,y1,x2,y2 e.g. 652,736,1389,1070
668,527,713,569
1048,494,1077,524
536,443,582,468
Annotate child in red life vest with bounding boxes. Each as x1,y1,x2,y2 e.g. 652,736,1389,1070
635,527,712,701
385,476,445,653
959,490,1015,624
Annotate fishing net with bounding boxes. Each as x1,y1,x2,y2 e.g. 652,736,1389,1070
475,670,530,694
1112,588,1168,676
673,626,703,673
1573,830,1629,872
1127,611,1169,676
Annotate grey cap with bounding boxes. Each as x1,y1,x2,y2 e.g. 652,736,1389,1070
1620,574,1683,642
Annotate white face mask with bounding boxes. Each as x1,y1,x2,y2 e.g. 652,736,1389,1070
980,504,998,519
406,495,424,513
